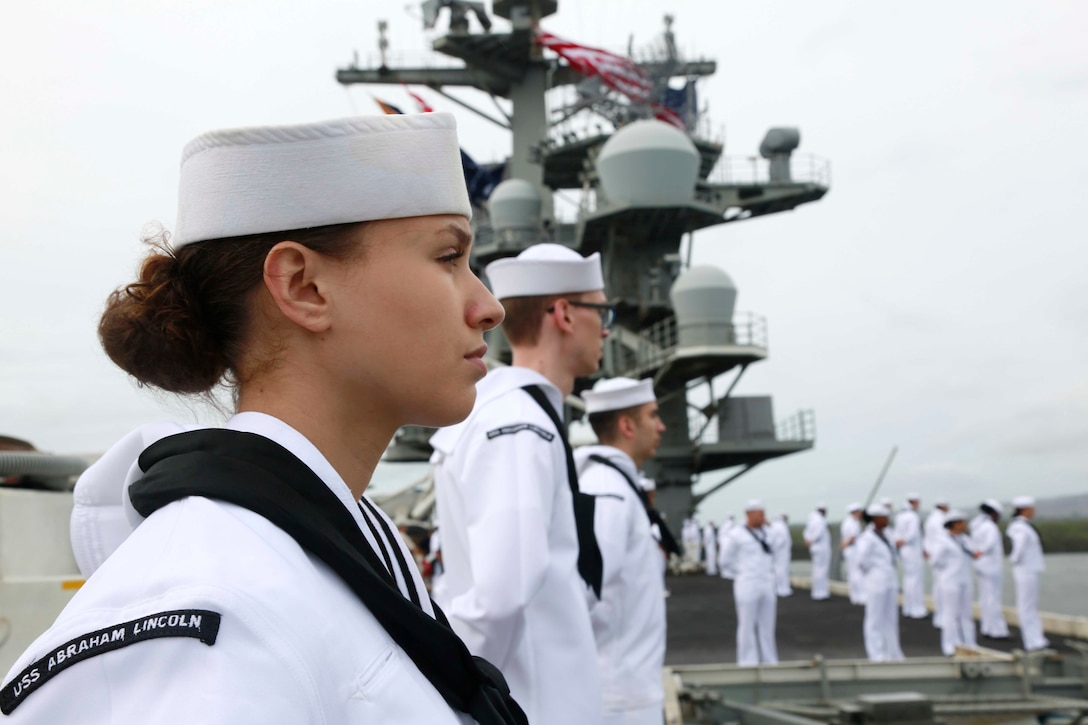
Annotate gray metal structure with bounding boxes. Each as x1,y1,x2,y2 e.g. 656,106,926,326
339,0,829,531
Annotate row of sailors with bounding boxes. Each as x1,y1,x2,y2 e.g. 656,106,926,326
844,496,1048,659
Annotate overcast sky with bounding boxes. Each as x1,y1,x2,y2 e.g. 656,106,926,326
2,0,1085,521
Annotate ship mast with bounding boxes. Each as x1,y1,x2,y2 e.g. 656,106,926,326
338,0,830,531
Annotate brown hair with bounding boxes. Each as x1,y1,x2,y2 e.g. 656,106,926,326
501,291,594,346
98,222,364,395
588,405,640,444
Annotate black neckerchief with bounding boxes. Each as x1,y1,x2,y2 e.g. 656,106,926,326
130,429,527,725
586,454,682,557
521,385,604,598
876,528,897,560
746,525,772,555
1013,516,1044,547
950,531,974,558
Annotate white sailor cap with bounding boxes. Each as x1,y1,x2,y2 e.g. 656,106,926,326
744,499,765,512
878,497,893,508
981,498,1004,515
1012,495,1036,508
174,113,470,248
906,492,921,501
485,244,604,299
934,498,950,507
816,501,828,510
582,377,656,414
943,509,966,525
866,503,891,517
846,501,862,513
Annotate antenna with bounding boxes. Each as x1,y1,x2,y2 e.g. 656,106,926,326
377,20,389,68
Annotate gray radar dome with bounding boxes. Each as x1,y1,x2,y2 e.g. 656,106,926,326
596,120,699,206
670,265,738,347
489,178,541,231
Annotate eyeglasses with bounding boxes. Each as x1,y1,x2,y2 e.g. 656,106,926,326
548,300,616,330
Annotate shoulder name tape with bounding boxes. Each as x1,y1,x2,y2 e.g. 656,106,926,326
1,609,221,715
486,423,555,442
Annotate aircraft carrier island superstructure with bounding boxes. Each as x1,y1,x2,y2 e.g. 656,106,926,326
338,0,830,531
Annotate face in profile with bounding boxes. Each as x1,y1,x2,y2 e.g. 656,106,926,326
324,214,503,427
629,401,665,462
569,289,610,377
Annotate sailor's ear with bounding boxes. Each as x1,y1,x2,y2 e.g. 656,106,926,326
262,241,333,332
549,298,576,333
617,413,637,439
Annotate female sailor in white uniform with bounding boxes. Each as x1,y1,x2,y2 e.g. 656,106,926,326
971,500,1009,639
855,504,904,662
1007,496,1049,651
0,114,525,724
930,510,979,656
839,503,864,605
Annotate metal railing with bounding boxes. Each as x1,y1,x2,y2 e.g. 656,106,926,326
776,409,817,442
608,312,768,378
706,153,831,188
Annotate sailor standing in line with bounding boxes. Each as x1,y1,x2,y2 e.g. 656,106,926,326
804,504,832,600
769,514,793,597
430,243,611,724
1,114,527,723
855,504,905,662
703,520,719,576
1006,496,1049,651
575,377,668,725
717,515,736,580
930,510,979,655
923,499,951,627
895,494,927,618
719,501,779,666
682,518,702,565
840,503,865,605
971,499,1010,639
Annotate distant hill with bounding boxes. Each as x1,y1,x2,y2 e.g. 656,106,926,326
1033,493,1088,520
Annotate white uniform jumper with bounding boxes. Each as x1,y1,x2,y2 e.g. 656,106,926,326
803,512,831,600
923,509,947,626
894,508,926,617
575,446,666,725
855,525,904,662
703,522,719,576
719,525,779,666
1,414,476,724
970,514,1009,638
769,517,793,597
430,367,603,724
839,516,864,605
930,531,978,656
1006,516,1048,651
717,519,735,580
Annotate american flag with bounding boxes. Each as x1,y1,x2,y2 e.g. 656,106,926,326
535,30,653,104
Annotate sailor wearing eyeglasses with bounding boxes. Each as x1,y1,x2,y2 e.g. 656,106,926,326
718,500,779,666
430,243,613,725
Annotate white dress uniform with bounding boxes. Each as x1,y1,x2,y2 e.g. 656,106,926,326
717,518,736,579
930,526,978,655
894,507,926,617
1007,512,1049,651
923,506,947,626
803,510,831,600
855,521,904,662
575,446,666,725
682,519,701,565
703,522,719,576
839,514,864,604
769,516,793,597
970,512,1009,638
430,366,603,725
1,413,475,724
719,518,778,666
